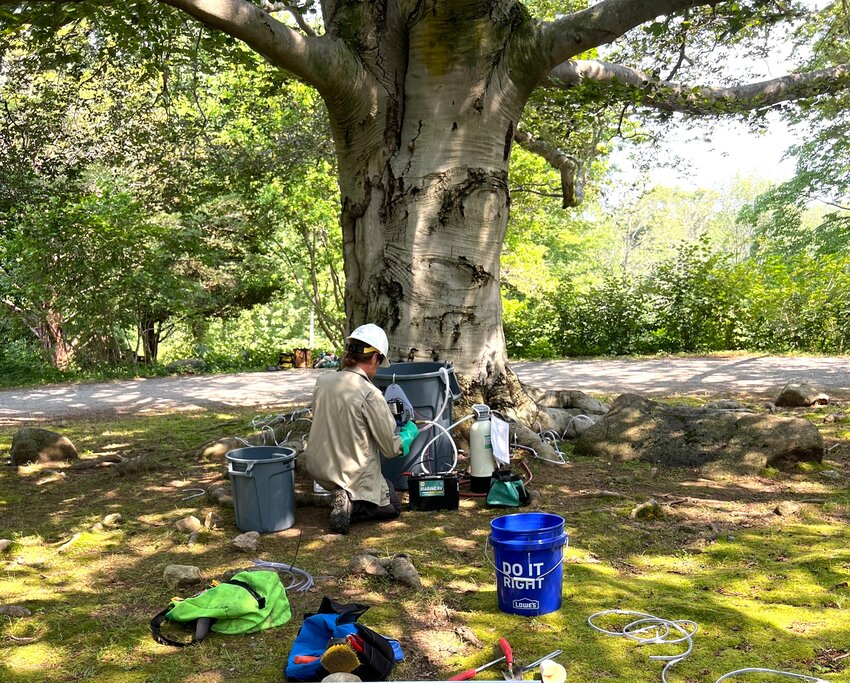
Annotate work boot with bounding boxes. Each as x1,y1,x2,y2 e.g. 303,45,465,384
329,489,352,535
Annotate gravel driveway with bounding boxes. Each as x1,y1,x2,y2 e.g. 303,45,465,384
1,355,847,425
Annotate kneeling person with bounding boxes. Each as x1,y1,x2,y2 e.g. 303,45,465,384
304,323,419,534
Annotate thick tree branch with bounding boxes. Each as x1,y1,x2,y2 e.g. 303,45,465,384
159,0,326,81
546,59,850,114
0,0,343,89
540,0,714,72
513,128,584,208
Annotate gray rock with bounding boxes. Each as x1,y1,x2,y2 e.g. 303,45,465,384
775,501,801,516
90,522,105,532
819,469,842,480
175,516,202,534
207,485,234,506
10,428,78,466
776,383,829,408
232,531,261,552
203,512,224,529
390,555,422,589
0,605,32,618
103,513,123,527
575,393,824,474
322,675,362,682
187,531,201,546
348,554,388,577
319,533,345,542
163,564,202,590
0,539,12,552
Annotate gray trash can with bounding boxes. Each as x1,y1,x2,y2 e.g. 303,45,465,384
373,361,461,490
226,446,297,533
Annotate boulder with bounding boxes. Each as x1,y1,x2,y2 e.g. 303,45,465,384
0,605,32,618
775,501,801,516
575,393,824,474
163,564,202,590
175,516,202,534
389,554,422,589
232,531,261,553
10,428,78,466
102,513,123,527
775,383,829,408
347,554,388,577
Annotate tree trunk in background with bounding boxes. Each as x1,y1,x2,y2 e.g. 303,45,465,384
139,314,161,363
40,308,73,370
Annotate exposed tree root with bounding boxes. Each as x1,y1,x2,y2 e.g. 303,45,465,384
456,366,609,465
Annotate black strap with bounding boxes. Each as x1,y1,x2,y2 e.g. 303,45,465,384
150,577,264,647
150,608,194,647
227,578,266,609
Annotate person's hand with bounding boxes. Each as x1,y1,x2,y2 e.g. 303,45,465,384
399,420,420,456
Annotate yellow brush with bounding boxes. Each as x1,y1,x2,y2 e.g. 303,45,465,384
320,639,360,673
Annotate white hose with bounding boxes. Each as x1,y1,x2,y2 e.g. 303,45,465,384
588,609,827,683
435,366,452,421
587,609,697,683
251,559,320,593
411,410,476,475
714,669,827,683
413,419,460,474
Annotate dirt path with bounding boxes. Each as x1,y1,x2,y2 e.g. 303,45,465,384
1,355,847,425
516,354,850,398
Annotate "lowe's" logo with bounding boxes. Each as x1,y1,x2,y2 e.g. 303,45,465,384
513,598,539,610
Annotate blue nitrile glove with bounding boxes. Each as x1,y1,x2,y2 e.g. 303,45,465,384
399,421,420,456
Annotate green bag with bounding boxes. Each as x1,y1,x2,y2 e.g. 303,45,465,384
487,470,530,508
150,570,291,646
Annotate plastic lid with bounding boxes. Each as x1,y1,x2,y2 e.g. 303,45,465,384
472,404,491,420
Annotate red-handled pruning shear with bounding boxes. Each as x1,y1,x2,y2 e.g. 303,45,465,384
498,637,514,679
448,655,506,681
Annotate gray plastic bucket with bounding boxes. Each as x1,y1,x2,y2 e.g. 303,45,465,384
226,446,296,533
373,361,461,490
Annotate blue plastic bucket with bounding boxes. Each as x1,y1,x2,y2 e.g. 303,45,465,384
488,512,568,616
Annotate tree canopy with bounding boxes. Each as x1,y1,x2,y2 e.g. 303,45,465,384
2,0,849,397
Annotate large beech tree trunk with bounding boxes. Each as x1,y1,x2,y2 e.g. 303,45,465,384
329,2,532,391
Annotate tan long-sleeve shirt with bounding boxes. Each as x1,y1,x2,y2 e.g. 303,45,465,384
304,366,402,506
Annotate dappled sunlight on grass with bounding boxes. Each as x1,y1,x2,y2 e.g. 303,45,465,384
2,404,849,682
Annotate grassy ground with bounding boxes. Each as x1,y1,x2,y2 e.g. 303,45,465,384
1,398,849,683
